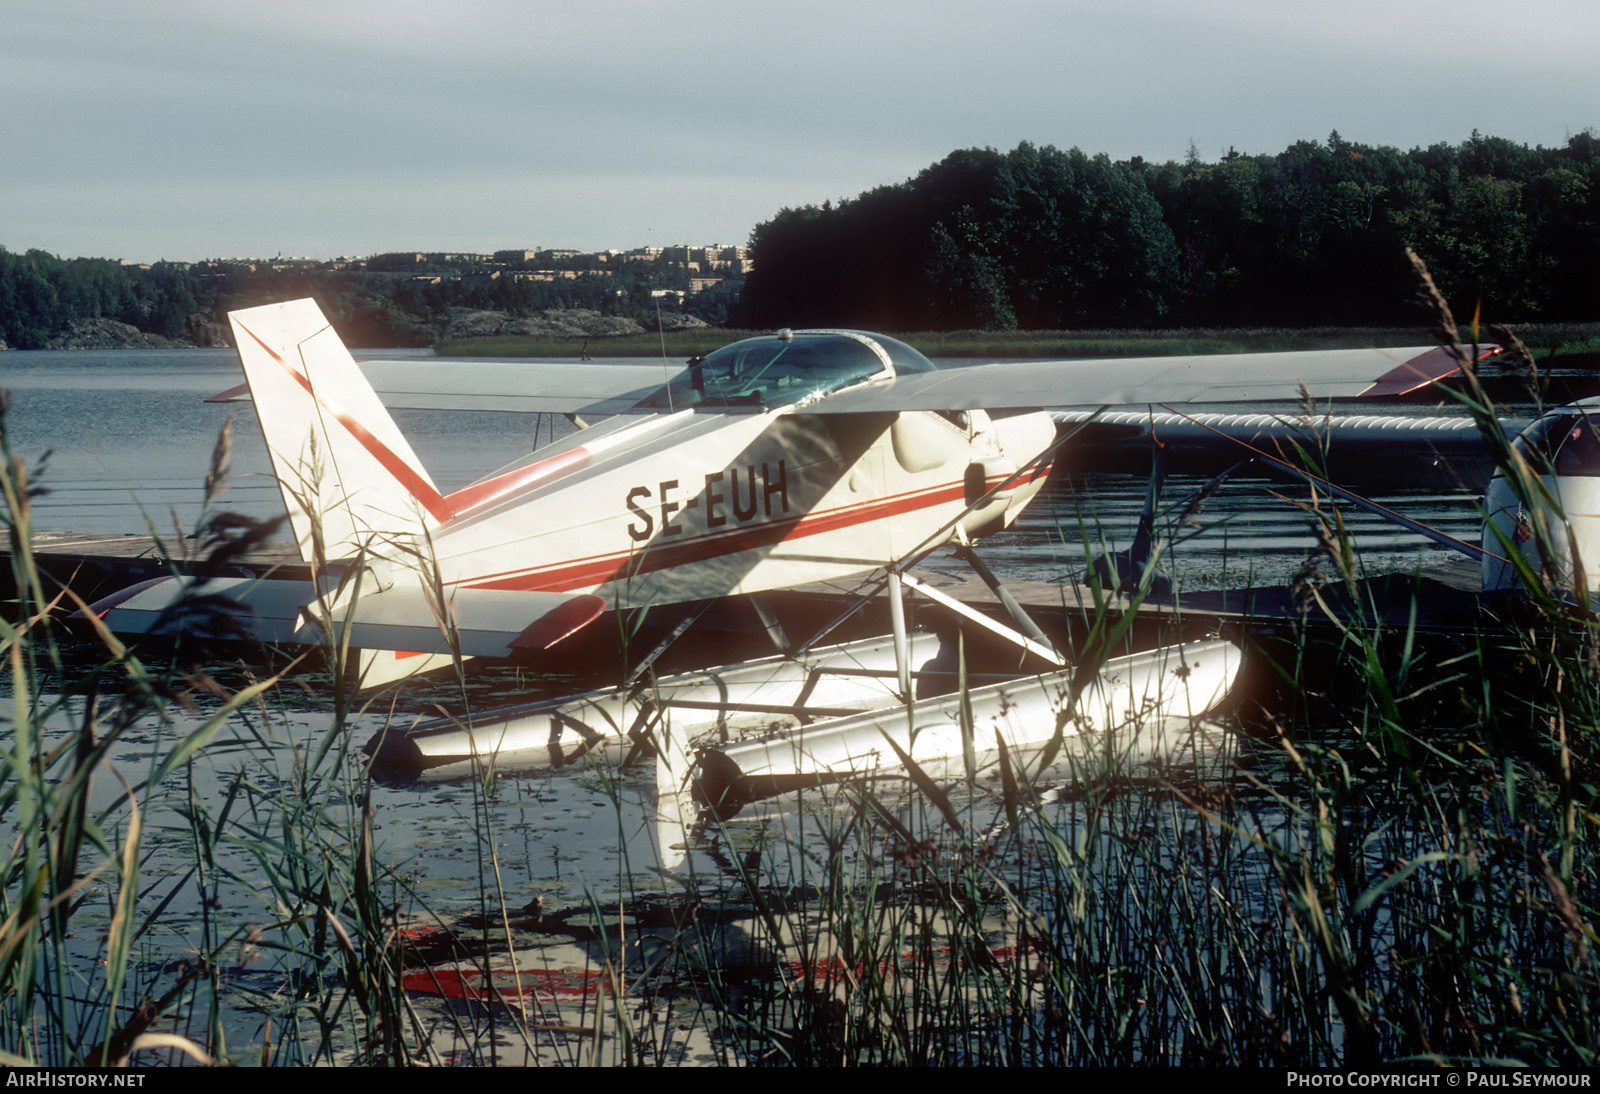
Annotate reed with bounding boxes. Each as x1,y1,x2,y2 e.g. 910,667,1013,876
0,413,463,1066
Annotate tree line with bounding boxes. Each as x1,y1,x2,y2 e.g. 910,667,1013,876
0,250,737,349
0,250,429,349
733,131,1600,331
0,250,205,348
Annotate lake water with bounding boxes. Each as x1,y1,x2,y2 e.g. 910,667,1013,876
0,348,1495,1064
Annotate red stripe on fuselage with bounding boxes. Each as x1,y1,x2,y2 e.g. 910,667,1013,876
443,448,591,517
457,477,963,590
458,464,1050,594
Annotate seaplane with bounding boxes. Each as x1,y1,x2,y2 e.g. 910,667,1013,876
85,299,1502,800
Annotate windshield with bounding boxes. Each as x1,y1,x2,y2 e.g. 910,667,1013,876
631,332,900,411
873,334,937,376
1513,407,1600,476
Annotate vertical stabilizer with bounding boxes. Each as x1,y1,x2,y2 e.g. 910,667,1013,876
229,299,445,563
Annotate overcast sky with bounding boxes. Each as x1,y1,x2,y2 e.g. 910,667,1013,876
4,0,1597,262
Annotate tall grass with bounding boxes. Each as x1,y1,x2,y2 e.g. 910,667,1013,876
644,493,1598,1065
0,408,454,1065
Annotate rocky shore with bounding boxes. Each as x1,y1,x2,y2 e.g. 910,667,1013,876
44,318,194,350
33,315,232,350
7,307,712,351
441,307,710,342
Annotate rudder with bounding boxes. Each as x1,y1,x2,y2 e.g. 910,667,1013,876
229,299,445,563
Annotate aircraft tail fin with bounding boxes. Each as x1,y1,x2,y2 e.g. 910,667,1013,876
228,299,447,563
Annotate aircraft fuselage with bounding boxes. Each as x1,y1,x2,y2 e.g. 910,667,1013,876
390,404,1054,610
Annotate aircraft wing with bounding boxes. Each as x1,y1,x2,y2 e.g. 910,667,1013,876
798,345,1493,415
206,343,1488,415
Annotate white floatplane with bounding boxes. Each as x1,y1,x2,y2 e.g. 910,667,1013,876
89,299,1486,676
83,301,1496,796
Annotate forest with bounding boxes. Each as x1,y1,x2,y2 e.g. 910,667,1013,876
734,131,1600,331
4,131,1597,348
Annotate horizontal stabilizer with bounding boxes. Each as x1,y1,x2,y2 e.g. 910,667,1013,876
324,584,605,657
90,576,314,645
87,577,604,660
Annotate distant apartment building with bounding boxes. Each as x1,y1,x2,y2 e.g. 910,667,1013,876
662,245,735,268
716,246,753,274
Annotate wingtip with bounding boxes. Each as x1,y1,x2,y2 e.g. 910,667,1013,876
1357,343,1502,399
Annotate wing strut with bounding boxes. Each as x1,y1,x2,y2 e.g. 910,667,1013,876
898,572,1066,666
1157,404,1506,565
952,527,1062,655
624,600,715,687
887,571,913,699
800,427,1087,670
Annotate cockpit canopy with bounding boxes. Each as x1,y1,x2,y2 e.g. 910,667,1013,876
1511,401,1600,476
631,330,936,412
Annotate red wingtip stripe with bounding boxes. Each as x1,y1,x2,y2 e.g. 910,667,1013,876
1358,343,1503,398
